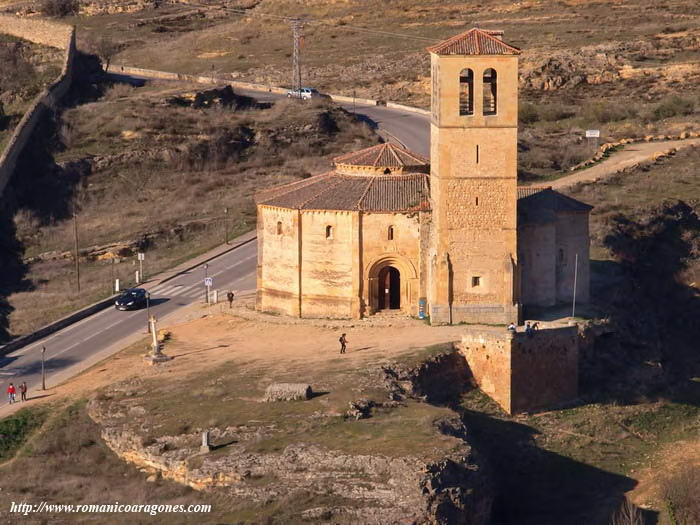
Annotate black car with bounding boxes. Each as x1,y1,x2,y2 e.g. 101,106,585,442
115,288,148,311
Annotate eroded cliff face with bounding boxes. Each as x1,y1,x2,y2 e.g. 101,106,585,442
87,348,493,524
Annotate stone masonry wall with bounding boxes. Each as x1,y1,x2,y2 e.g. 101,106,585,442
510,326,579,413
257,206,300,316
0,14,74,49
459,331,513,411
0,16,76,197
458,326,579,414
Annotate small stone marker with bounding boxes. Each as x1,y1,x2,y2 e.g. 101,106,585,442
200,430,211,453
263,383,313,402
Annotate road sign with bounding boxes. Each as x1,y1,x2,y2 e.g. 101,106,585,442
137,252,145,261
204,277,213,287
585,129,600,138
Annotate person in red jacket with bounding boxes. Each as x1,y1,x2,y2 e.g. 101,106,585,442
7,383,16,404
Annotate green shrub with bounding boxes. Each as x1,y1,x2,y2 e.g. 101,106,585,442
0,407,47,460
584,101,634,124
651,95,695,121
519,102,539,124
40,0,78,17
538,103,575,122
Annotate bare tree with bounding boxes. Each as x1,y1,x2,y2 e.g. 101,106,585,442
90,37,120,72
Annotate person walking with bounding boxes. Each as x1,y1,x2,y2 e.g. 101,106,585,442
525,322,534,338
339,333,348,354
7,383,16,404
19,382,27,402
227,290,235,308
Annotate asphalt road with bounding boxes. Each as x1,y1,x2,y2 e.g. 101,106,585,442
0,86,430,406
0,240,258,404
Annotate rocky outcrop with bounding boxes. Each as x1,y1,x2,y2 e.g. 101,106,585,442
520,46,624,91
380,347,472,405
88,349,493,523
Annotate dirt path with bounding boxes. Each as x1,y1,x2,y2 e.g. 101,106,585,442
550,138,700,189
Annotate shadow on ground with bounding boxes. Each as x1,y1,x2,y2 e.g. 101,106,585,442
0,52,104,343
460,409,655,525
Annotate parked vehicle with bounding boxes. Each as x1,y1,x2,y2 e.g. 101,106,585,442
115,288,148,311
286,87,323,100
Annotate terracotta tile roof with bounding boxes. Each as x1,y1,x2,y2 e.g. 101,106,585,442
517,186,593,225
257,177,590,219
333,143,429,171
256,172,431,212
427,28,521,56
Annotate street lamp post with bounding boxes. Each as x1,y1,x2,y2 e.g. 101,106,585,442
146,291,151,333
41,345,46,390
203,264,209,303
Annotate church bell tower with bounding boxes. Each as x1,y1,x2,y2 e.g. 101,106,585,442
427,28,521,325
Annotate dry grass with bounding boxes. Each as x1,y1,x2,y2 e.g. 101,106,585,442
0,33,63,149
660,466,700,525
111,341,461,460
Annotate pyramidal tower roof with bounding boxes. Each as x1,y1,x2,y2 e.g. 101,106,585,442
427,28,521,56
333,143,429,175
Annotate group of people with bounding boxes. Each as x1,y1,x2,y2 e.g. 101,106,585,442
6,382,28,404
508,321,540,337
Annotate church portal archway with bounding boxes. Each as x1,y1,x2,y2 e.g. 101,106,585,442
377,266,401,310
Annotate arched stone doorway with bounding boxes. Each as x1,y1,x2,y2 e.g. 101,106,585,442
365,255,417,316
377,266,401,310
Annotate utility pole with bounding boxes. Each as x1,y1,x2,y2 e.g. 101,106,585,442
41,345,46,390
572,253,579,319
73,203,80,292
224,207,229,245
291,18,305,97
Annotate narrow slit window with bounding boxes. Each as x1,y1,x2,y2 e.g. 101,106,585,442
276,221,282,235
459,68,474,116
325,225,333,239
472,276,481,288
475,196,479,206
388,226,394,241
483,68,497,116
476,144,479,164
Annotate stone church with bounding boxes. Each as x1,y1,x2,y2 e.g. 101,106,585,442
255,28,592,324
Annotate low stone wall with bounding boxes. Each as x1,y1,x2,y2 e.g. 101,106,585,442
569,131,700,172
459,326,579,413
0,17,76,196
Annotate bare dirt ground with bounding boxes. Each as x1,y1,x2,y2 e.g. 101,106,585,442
0,302,468,419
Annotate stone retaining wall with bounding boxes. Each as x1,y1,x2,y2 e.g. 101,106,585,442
0,14,73,49
0,17,76,196
459,326,579,413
